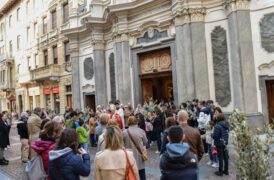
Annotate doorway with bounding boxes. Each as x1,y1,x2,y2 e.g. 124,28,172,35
66,94,72,108
139,48,173,103
86,95,95,111
266,80,274,123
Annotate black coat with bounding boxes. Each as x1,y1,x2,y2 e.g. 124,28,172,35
0,120,10,148
17,122,29,139
152,116,162,140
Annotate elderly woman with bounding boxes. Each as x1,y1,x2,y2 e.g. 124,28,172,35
94,126,138,180
123,116,148,180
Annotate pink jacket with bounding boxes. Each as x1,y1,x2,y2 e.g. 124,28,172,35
31,138,55,179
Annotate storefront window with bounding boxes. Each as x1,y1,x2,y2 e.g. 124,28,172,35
36,95,40,107
45,94,51,110
54,93,60,114
29,96,33,111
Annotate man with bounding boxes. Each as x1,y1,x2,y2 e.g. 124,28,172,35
28,107,42,159
117,104,125,129
110,105,123,130
159,126,198,180
2,111,11,149
178,110,204,161
63,106,70,118
17,115,29,163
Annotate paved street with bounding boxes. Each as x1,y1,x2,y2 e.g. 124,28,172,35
0,123,272,180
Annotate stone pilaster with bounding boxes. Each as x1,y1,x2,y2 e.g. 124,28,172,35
173,7,209,102
225,0,258,112
70,38,81,110
92,38,107,106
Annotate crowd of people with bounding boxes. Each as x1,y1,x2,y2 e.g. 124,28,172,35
0,99,230,179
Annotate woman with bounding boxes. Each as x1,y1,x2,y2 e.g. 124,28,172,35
95,126,139,180
152,110,163,154
0,113,9,165
160,117,176,154
88,110,97,147
136,113,146,131
97,118,118,151
123,116,148,180
211,113,229,176
31,120,62,179
49,129,90,180
95,113,109,138
213,107,222,123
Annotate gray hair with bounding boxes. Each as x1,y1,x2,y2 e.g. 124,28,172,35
33,107,42,115
178,110,189,122
53,116,62,123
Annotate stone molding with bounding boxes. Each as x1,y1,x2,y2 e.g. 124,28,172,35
91,33,105,50
173,8,206,26
224,0,251,15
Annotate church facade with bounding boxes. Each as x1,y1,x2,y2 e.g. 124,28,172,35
63,0,274,128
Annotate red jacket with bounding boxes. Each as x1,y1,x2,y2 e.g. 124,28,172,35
31,138,55,179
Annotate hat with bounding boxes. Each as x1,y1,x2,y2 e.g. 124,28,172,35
21,115,29,120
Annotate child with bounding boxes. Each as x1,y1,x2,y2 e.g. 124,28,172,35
205,121,218,167
17,115,29,163
145,117,153,149
159,126,198,179
76,119,89,152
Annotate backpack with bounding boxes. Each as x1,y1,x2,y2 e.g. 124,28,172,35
25,155,47,180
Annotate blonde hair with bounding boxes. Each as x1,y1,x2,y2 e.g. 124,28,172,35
104,126,123,150
107,118,118,127
128,116,138,126
99,113,110,125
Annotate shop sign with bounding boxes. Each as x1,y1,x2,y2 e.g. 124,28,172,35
52,87,59,94
44,88,51,95
29,87,40,96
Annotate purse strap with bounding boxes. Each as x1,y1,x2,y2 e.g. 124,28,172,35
127,129,143,155
123,149,132,176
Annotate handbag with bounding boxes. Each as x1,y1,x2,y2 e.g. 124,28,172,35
25,155,47,180
123,149,138,180
212,147,218,156
127,129,148,161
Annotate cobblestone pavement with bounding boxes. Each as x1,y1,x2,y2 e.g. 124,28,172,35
0,123,273,180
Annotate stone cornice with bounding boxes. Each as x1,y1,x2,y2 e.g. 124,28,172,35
91,33,105,50
224,0,251,15
173,8,206,26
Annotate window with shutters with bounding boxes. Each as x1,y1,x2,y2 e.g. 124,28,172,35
43,17,47,34
17,35,21,50
64,41,70,63
27,57,31,70
63,3,69,24
9,41,12,56
33,22,37,39
27,27,30,41
52,10,57,29
53,46,58,64
44,50,48,66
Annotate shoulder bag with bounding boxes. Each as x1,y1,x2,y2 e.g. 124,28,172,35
127,129,148,161
123,149,138,180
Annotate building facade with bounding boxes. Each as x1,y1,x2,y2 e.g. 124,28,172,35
64,0,274,128
0,0,73,114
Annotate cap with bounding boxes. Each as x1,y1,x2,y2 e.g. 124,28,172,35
21,115,29,120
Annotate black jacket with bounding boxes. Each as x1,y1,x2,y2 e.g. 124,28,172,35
211,120,230,146
0,120,10,148
17,122,29,139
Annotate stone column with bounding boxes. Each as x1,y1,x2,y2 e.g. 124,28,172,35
225,0,258,112
114,33,132,104
70,38,81,110
92,40,107,106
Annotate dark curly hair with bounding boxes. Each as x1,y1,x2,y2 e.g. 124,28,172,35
55,129,78,153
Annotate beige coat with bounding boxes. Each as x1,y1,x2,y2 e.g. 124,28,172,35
94,149,139,180
123,125,148,170
28,114,42,159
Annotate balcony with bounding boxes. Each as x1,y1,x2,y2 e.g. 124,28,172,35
48,29,58,43
40,33,48,46
0,54,14,64
31,64,61,82
61,22,70,31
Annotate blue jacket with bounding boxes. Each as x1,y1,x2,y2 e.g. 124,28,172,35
160,130,168,154
49,147,90,180
160,143,198,180
211,121,230,146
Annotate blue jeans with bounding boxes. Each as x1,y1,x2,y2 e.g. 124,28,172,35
208,144,218,163
139,169,146,180
79,143,88,152
89,134,96,146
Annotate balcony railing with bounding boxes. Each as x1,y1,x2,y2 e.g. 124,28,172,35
31,64,61,81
